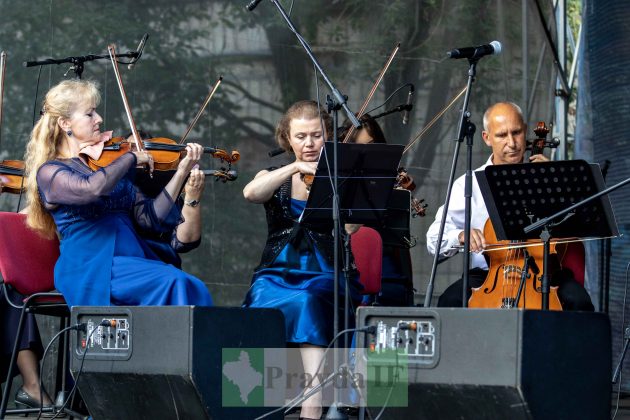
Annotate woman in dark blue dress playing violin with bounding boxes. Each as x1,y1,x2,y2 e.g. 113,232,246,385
243,100,362,420
23,79,212,308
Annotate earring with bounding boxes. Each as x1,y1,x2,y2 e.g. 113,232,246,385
66,130,72,137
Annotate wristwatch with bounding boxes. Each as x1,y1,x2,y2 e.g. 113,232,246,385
184,199,200,207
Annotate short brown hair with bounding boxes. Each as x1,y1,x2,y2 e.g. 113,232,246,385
275,100,332,154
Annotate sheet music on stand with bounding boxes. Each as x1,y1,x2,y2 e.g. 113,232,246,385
476,159,619,241
299,142,404,224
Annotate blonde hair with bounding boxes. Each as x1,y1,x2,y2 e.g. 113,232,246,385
275,100,332,154
25,79,101,237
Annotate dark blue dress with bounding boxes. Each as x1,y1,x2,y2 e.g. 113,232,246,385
243,199,361,347
36,154,213,308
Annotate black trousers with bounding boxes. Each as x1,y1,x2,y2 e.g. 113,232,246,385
437,267,595,311
1,288,44,380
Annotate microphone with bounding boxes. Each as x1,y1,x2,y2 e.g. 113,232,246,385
447,40,502,60
268,147,286,157
245,0,264,11
128,33,149,70
402,84,414,125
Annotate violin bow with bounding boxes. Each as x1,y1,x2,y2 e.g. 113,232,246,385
108,44,145,153
0,51,6,146
342,42,400,143
450,235,618,254
179,76,223,145
402,85,467,155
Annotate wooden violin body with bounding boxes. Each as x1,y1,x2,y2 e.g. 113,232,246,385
0,160,25,194
468,219,562,310
87,137,240,172
396,167,427,217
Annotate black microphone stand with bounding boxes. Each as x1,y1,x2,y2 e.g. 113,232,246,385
424,59,478,308
599,159,611,313
370,103,412,120
249,1,361,418
24,50,142,79
613,327,630,384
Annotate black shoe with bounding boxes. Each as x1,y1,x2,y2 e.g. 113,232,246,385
14,387,58,417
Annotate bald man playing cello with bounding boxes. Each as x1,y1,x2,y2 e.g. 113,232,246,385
426,102,594,311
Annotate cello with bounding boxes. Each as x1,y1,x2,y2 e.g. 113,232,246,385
468,121,568,310
468,219,563,310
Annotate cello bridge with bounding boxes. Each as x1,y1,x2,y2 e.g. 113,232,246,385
501,298,517,308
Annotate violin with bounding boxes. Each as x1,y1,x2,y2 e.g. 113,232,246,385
87,136,240,172
395,167,427,218
0,51,26,194
468,219,563,310
301,173,314,192
0,160,25,194
527,121,560,157
90,45,239,182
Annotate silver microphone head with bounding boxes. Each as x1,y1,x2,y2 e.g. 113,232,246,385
489,40,502,56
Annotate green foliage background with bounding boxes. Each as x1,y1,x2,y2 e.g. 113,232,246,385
0,0,559,306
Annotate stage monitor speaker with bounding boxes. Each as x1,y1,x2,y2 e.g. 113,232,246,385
355,307,611,420
70,306,286,420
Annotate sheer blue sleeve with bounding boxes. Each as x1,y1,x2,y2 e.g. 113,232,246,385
37,154,136,208
133,185,183,233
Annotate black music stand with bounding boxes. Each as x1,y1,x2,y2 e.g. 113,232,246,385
299,142,404,224
476,159,619,309
298,142,402,415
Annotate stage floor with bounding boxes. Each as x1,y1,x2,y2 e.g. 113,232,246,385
4,395,630,419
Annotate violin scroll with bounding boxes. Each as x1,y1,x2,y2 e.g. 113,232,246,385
410,197,427,218
212,149,240,164
395,167,416,191
527,122,560,156
395,167,427,217
203,168,238,183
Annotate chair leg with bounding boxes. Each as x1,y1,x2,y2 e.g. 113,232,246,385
55,317,67,399
0,304,29,419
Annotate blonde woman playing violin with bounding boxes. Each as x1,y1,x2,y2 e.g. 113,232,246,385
24,79,212,308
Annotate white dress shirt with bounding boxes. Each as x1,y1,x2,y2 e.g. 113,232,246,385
426,155,493,270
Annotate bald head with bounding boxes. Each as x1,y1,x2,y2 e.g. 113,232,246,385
481,102,527,165
482,102,524,131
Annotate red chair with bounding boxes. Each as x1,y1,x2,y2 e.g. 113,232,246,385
0,212,72,418
562,241,586,286
351,227,383,297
